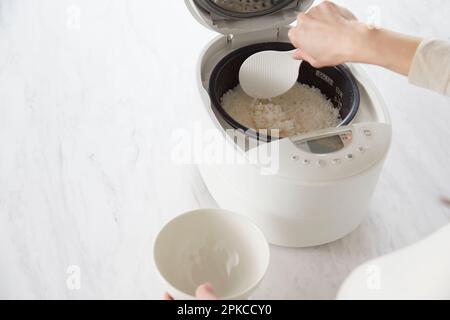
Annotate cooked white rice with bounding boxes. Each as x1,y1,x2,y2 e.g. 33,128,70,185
221,83,342,138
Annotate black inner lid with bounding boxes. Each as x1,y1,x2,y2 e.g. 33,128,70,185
194,0,297,19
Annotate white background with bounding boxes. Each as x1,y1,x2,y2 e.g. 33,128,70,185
0,0,449,299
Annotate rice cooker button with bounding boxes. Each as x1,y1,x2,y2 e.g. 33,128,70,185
358,147,366,154
302,159,311,166
332,158,342,165
291,155,300,161
317,160,327,168
346,154,355,161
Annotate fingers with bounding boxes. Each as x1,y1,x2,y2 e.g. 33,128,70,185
288,27,297,46
289,27,313,63
288,23,304,48
320,1,337,10
442,197,450,207
308,0,336,17
196,283,218,300
292,49,305,60
164,284,218,300
163,293,174,300
296,12,308,26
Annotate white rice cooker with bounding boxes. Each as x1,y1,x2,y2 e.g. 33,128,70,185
185,0,392,247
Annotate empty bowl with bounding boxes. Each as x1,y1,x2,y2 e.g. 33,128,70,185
153,209,270,300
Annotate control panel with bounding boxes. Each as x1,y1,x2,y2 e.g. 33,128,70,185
294,131,353,155
256,122,393,182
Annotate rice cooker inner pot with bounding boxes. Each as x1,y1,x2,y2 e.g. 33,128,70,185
209,42,360,141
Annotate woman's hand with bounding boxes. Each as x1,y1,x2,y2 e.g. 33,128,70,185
288,1,361,68
288,1,422,76
164,283,218,300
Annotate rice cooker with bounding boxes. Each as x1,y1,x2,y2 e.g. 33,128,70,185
185,0,392,247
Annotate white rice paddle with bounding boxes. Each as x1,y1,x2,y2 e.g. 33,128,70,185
239,50,302,99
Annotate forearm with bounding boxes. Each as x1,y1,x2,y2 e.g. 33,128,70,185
350,24,422,76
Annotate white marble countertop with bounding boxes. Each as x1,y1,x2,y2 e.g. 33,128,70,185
0,0,449,300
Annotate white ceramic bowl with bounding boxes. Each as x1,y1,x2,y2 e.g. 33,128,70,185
153,209,270,300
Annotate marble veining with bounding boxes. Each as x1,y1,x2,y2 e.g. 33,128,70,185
0,0,449,299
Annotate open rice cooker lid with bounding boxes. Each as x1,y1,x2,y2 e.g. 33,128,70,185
185,0,314,35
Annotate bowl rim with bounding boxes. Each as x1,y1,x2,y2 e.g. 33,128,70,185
152,208,271,300
208,42,361,142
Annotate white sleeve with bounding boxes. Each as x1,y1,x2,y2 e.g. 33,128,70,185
408,38,450,96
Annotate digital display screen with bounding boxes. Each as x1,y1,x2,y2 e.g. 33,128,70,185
307,135,345,154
